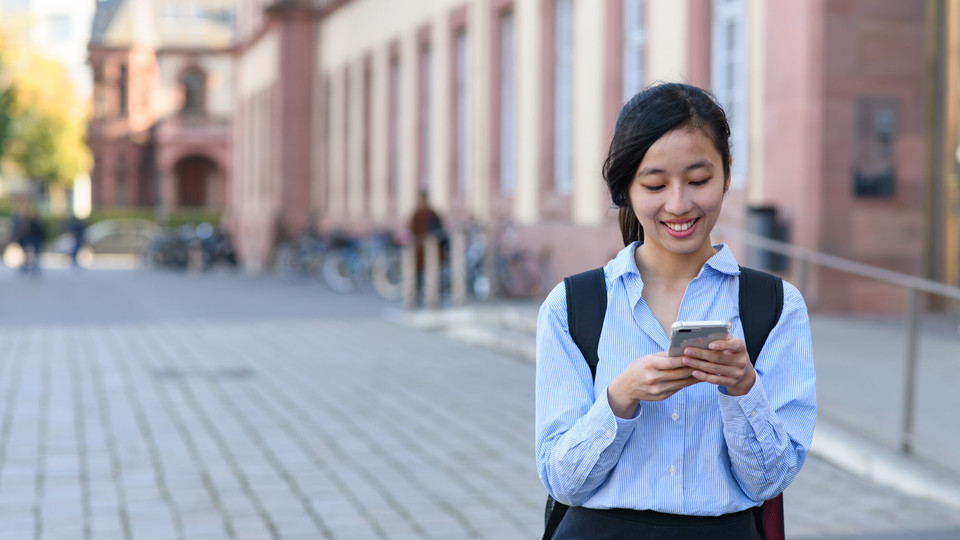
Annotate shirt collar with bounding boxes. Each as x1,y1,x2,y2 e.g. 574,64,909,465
611,242,742,311
608,241,741,282
703,243,741,276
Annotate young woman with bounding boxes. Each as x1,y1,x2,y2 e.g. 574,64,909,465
535,83,816,539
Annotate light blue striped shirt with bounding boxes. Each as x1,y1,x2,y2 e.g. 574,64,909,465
535,242,816,516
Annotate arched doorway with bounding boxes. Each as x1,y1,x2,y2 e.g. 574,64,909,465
174,155,220,207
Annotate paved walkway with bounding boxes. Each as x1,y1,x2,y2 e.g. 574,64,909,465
0,265,958,539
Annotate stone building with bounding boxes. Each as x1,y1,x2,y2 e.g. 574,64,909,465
231,1,950,312
87,0,234,216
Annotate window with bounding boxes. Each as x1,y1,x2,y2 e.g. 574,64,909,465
180,68,206,115
48,14,71,41
94,87,107,116
342,69,350,208
711,0,747,187
554,0,573,194
418,42,432,190
115,155,128,206
363,59,372,209
388,53,400,201
499,10,516,195
454,29,470,196
1,0,30,11
118,64,128,116
622,0,646,101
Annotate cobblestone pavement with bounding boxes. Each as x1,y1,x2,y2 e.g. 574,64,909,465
0,266,959,539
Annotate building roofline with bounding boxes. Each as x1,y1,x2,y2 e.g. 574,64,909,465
89,0,126,44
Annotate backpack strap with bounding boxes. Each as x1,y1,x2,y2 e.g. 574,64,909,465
543,268,606,540
738,266,783,366
738,265,785,540
563,267,607,378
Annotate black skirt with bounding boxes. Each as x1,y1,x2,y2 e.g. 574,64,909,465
553,506,763,540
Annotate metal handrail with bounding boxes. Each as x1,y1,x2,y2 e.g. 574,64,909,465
716,225,960,301
716,225,960,455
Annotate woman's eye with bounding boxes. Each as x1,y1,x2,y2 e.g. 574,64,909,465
690,178,711,186
644,185,665,192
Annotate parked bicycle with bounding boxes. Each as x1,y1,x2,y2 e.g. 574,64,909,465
488,222,554,299
321,230,406,299
443,221,550,301
274,230,329,282
144,223,238,271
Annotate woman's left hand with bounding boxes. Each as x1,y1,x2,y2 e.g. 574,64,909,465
680,337,755,396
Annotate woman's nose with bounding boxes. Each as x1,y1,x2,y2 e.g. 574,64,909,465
664,185,691,215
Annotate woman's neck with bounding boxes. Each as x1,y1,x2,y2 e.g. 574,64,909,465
635,241,716,287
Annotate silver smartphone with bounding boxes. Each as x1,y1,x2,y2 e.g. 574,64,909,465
667,320,732,356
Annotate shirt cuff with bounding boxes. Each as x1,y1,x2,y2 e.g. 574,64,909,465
718,378,769,435
598,386,641,441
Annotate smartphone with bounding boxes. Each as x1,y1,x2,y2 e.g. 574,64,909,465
668,320,732,356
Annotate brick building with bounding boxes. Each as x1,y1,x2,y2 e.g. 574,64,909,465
232,1,951,312
87,0,234,216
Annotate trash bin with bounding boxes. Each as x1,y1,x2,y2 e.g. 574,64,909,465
746,205,788,272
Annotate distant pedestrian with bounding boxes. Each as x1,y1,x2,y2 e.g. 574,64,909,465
535,83,816,539
408,190,446,304
21,209,45,274
65,214,87,267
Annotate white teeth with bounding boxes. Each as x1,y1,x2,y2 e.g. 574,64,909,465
666,221,693,232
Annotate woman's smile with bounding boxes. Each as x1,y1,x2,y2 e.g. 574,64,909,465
663,217,700,237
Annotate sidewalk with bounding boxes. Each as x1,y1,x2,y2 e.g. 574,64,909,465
0,266,958,539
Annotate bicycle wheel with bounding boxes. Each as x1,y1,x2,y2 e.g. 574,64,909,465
322,248,359,293
371,249,403,300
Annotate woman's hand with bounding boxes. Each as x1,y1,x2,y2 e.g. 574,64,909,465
680,337,755,396
607,353,700,418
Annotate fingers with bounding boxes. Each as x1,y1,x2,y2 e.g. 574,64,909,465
683,337,745,365
633,354,696,381
680,337,749,384
645,375,701,401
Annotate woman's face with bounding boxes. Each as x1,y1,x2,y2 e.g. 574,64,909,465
628,127,729,260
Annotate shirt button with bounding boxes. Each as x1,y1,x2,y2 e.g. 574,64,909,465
669,466,677,476
751,410,757,417
604,429,613,438
671,412,679,421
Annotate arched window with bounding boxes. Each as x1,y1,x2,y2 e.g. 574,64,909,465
180,68,207,115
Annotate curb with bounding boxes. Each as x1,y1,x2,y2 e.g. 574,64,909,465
809,419,960,511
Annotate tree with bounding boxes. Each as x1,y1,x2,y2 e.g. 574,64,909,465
0,34,91,187
0,38,12,166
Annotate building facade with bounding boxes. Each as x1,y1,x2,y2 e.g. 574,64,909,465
229,0,945,313
86,0,234,216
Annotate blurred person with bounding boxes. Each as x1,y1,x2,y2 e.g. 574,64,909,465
10,206,27,264
535,83,816,539
408,190,446,304
20,208,45,274
64,213,87,268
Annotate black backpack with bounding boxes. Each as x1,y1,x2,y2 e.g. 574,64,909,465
543,266,785,540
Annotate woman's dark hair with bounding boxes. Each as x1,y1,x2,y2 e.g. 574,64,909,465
603,82,731,246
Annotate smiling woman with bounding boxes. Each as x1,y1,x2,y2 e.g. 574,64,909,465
627,129,727,263
535,83,816,540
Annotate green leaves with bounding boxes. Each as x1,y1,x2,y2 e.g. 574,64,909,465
0,35,92,184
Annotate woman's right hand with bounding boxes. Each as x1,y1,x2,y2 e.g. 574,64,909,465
606,352,700,419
